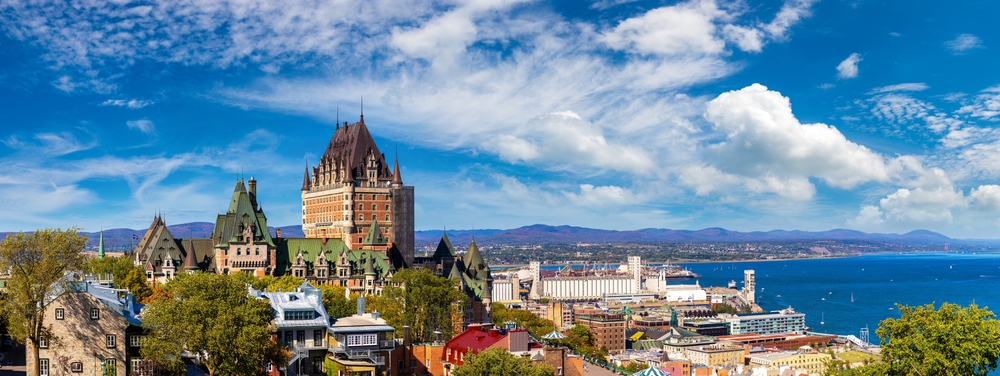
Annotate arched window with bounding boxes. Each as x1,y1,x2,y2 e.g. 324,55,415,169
359,204,364,210
359,214,364,221
236,248,241,256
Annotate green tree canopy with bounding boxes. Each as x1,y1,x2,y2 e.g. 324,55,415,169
451,347,555,376
868,302,1000,376
140,272,288,376
316,284,358,318
87,255,152,301
0,228,87,376
367,268,466,342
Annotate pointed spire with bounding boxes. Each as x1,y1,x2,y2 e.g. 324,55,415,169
302,162,312,191
360,96,364,123
392,156,403,185
97,230,105,259
364,253,376,276
184,239,198,270
344,159,355,183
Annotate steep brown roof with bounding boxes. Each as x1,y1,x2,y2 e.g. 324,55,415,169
392,157,402,185
317,117,391,183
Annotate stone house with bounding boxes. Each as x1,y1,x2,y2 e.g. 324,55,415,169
38,282,143,376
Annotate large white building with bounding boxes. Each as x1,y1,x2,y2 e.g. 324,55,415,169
729,306,806,335
527,258,643,301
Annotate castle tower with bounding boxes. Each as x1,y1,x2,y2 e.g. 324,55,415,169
301,115,414,268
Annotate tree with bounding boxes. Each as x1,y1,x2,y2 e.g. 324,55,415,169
0,228,87,376
88,255,152,301
859,302,1000,376
316,284,358,318
368,269,466,342
451,347,555,376
264,275,306,292
140,272,289,376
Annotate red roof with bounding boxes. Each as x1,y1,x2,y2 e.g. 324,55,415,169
442,325,508,365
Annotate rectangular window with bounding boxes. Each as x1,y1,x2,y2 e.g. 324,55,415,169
104,359,116,374
283,310,315,321
314,330,323,346
39,359,49,376
90,308,100,320
130,335,141,347
346,334,378,347
297,331,305,344
71,362,83,373
38,336,48,349
130,359,142,373
267,363,273,372
55,308,64,320
106,334,116,348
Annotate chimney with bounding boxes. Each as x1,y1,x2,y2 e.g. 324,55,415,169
357,296,365,315
248,178,257,197
403,325,412,347
276,228,282,239
322,237,328,245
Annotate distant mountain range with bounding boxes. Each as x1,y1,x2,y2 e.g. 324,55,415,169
4,222,985,252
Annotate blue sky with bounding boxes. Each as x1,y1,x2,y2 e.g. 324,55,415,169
2,0,1000,238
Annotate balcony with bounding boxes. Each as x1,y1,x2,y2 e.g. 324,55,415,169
330,347,386,366
379,339,395,349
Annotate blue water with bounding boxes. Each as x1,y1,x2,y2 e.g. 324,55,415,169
675,252,1000,343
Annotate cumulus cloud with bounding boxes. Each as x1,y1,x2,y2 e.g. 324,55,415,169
481,111,655,175
970,185,1000,211
702,84,893,199
945,34,984,54
836,53,862,79
102,99,154,109
601,0,728,56
126,119,156,135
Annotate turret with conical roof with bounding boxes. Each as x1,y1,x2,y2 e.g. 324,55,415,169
302,164,311,191
392,157,403,186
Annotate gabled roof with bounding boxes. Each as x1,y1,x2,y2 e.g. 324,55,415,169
212,179,273,248
443,326,509,361
362,219,387,246
273,238,392,277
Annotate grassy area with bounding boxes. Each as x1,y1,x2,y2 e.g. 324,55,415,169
837,351,879,364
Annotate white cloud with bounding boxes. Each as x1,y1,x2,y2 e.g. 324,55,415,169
878,186,966,224
722,25,764,53
126,119,156,134
601,0,728,56
481,111,655,175
970,185,1000,211
102,99,154,109
1,131,98,157
944,34,983,54
957,87,1000,121
869,94,932,124
868,83,929,94
590,0,638,10
703,84,893,197
761,0,817,40
836,53,862,79
849,205,884,227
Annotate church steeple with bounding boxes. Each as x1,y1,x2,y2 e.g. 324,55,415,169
97,230,105,259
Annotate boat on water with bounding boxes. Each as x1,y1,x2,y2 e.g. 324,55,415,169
821,313,825,325
821,297,826,301
851,292,854,303
728,280,737,289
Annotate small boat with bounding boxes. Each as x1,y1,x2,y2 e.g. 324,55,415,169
889,307,894,310
829,292,833,295
851,293,854,303
821,297,826,301
821,313,825,325
776,294,781,298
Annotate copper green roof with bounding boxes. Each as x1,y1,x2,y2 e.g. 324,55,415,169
362,219,387,246
212,179,273,248
274,238,392,277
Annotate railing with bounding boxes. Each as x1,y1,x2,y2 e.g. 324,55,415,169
379,339,395,349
